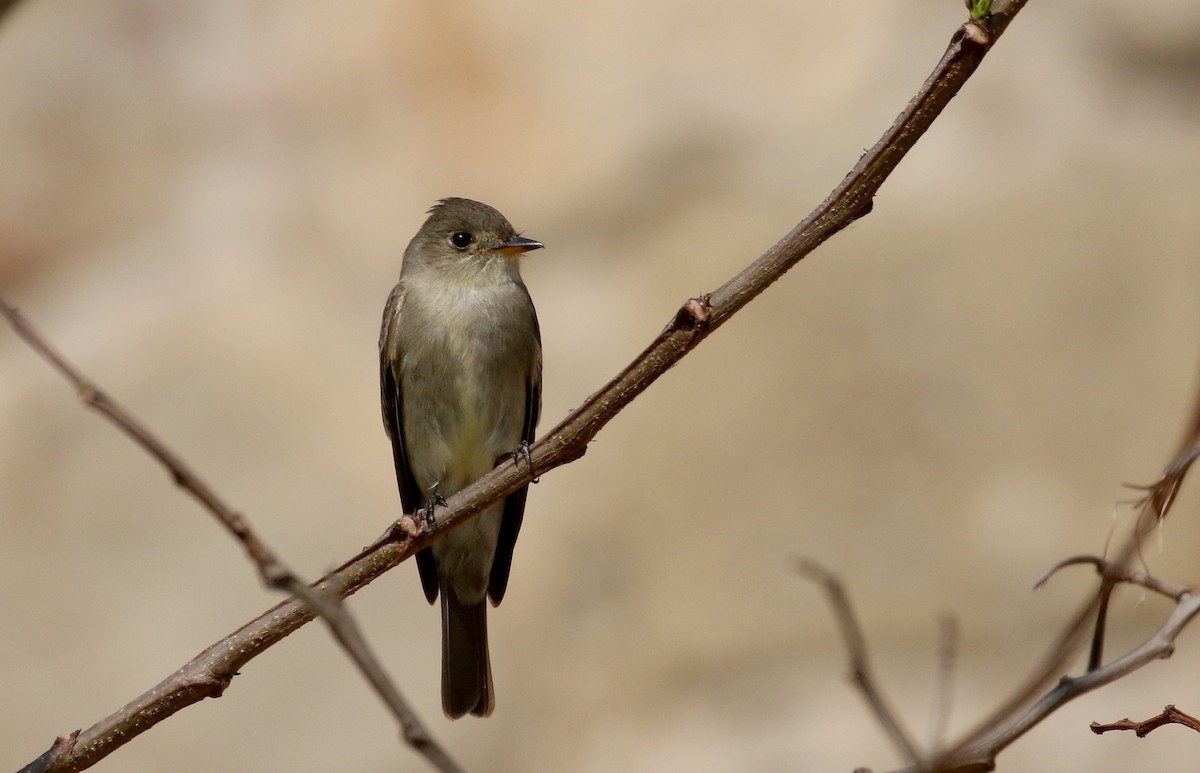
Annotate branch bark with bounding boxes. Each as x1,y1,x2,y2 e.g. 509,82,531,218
9,2,1032,770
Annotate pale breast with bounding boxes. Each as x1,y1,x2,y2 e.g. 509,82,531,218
398,279,539,497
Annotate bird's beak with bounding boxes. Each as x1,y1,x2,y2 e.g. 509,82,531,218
495,235,543,255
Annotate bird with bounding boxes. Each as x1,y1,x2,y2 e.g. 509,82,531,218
379,198,543,718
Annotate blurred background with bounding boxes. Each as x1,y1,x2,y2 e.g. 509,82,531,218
2,1,1199,771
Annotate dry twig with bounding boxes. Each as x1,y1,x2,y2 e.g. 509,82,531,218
1092,705,1200,737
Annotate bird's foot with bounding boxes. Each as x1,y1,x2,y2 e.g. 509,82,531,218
509,440,538,483
423,487,448,530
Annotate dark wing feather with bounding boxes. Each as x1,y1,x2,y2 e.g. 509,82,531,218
488,290,542,605
380,282,439,604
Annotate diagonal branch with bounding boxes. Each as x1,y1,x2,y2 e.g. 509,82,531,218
1,301,462,773
8,2,1033,770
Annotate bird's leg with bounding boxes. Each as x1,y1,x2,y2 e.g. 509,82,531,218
423,482,448,530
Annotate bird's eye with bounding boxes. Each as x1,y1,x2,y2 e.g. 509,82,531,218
449,231,472,250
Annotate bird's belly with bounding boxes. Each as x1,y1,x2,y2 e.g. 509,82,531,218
404,351,525,498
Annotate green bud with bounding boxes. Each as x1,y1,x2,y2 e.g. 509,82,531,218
965,0,993,21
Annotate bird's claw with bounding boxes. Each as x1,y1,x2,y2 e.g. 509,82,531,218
423,489,448,530
511,441,533,468
510,441,539,483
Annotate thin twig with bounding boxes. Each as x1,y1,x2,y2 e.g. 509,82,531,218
1091,705,1200,737
0,300,462,773
1088,579,1116,672
798,560,924,767
1129,445,1200,529
928,615,959,756
8,2,1034,769
1036,555,1191,603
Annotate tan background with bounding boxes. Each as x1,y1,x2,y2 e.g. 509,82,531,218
2,1,1199,771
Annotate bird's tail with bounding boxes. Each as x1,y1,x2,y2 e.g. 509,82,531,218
440,579,494,718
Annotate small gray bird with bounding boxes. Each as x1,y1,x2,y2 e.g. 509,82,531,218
379,198,542,718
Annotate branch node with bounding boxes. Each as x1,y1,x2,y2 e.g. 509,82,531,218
962,20,991,47
678,294,712,330
20,730,81,773
393,513,423,540
851,196,874,222
173,672,232,701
